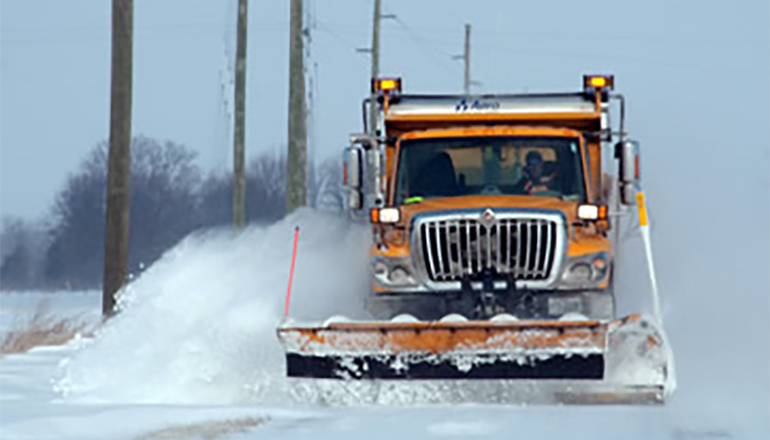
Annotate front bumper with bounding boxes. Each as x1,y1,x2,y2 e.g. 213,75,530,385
366,289,615,321
372,251,612,293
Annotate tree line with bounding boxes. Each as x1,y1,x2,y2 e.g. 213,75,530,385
0,136,343,291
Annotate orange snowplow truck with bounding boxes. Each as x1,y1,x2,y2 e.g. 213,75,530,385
348,75,638,322
277,75,672,404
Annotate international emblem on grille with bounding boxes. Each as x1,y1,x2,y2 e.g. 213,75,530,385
480,209,496,228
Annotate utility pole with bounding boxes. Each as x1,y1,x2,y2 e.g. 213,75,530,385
463,23,471,95
103,0,133,318
453,23,472,95
233,0,248,226
368,0,381,135
286,0,307,213
358,0,394,135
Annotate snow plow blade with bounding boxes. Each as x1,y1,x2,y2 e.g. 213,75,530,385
277,314,670,403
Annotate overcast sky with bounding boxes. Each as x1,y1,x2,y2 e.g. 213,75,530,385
1,0,768,220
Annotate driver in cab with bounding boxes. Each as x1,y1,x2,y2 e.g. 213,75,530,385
514,150,557,195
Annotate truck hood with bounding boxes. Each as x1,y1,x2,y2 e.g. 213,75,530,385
398,195,580,226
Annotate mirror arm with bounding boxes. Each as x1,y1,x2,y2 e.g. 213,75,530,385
361,98,371,135
349,134,377,150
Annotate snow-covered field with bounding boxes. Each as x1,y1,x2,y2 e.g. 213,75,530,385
0,291,101,336
1,209,768,440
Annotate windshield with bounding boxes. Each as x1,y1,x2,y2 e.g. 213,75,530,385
394,136,587,204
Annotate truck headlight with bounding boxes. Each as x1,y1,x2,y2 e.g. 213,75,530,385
373,261,388,277
592,256,607,272
372,257,418,287
370,207,400,224
566,262,592,282
577,204,608,221
577,205,599,220
560,253,610,288
389,266,410,283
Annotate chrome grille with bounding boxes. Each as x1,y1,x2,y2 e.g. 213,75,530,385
416,213,562,282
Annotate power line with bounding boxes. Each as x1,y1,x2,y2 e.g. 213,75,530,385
241,20,766,48
315,21,361,51
385,12,461,73
472,41,770,73
5,19,763,49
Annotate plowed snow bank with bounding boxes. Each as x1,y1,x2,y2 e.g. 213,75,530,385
54,209,370,404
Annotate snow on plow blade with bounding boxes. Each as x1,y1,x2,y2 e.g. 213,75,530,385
277,314,670,403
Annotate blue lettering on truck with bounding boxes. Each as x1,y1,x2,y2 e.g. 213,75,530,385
455,99,501,112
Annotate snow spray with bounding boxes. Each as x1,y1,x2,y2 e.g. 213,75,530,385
53,209,371,404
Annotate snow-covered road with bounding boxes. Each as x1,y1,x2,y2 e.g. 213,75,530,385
2,343,759,440
1,210,768,439
1,341,761,440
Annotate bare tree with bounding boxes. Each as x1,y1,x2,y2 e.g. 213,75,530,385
247,154,287,222
45,137,201,289
197,154,288,227
0,218,48,290
311,157,344,212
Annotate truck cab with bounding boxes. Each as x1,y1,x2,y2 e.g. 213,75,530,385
345,76,641,322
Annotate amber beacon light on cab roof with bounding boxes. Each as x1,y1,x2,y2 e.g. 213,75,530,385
278,75,675,405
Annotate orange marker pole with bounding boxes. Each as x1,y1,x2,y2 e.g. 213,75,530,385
285,226,300,316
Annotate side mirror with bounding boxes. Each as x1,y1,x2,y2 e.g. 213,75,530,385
345,147,362,190
348,134,385,209
343,147,364,210
345,134,382,212
365,146,384,207
616,140,641,206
